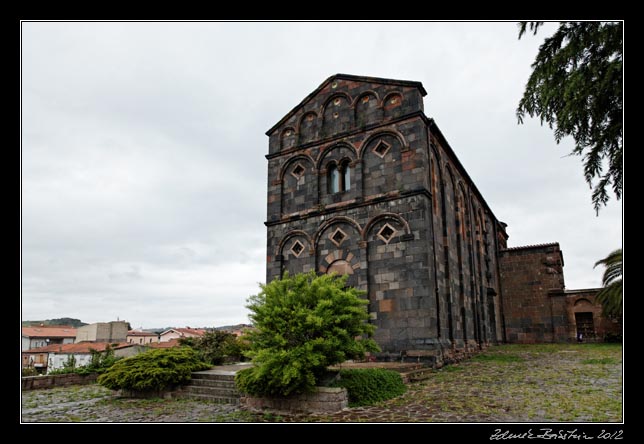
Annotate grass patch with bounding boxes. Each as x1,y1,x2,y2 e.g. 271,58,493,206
437,365,463,372
582,358,619,365
471,354,524,363
261,412,284,422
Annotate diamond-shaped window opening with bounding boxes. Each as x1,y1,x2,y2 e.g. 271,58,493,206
373,140,391,158
290,240,305,258
329,227,348,247
290,163,306,180
377,223,398,244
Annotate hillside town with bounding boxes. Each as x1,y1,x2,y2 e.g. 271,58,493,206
21,320,252,374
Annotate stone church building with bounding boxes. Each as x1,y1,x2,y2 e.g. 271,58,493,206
264,74,619,363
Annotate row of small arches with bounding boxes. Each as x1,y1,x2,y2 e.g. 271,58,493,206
279,129,406,181
276,213,412,257
280,90,405,149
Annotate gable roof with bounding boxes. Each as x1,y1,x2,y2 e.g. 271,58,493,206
22,326,77,338
266,73,427,135
24,342,132,354
160,327,207,337
127,330,158,337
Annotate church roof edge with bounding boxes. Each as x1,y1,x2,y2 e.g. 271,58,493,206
266,73,427,136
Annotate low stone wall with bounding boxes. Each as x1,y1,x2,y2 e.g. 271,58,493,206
241,387,348,413
22,373,98,391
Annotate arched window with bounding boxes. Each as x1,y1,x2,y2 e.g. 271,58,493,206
328,161,352,194
328,164,340,193
341,160,351,191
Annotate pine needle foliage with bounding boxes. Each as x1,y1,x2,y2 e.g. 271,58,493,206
517,21,622,213
97,347,209,392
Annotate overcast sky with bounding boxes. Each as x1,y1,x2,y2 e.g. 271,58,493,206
21,22,622,329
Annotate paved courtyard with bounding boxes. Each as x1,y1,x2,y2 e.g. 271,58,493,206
21,343,622,423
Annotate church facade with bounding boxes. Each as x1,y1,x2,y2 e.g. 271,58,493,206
264,74,619,363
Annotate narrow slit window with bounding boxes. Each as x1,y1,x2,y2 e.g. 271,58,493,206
328,164,340,194
342,161,351,191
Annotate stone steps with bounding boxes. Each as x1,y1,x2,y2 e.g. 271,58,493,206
189,378,236,388
191,373,237,382
177,370,241,404
181,385,239,397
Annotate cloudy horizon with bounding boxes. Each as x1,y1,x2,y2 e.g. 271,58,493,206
21,21,622,329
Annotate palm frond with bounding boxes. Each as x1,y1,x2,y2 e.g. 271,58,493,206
594,248,622,317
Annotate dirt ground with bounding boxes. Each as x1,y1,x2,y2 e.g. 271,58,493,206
21,343,622,423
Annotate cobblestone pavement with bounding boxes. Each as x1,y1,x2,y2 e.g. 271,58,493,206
21,343,622,423
21,385,258,423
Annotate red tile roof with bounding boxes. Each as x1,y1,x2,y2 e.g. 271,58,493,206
160,327,207,337
22,327,77,338
24,342,132,354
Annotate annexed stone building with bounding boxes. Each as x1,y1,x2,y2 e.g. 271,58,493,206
264,74,619,363
499,243,620,343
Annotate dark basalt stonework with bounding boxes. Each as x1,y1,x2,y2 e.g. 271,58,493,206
263,74,618,363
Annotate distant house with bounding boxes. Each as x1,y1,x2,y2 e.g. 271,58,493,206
127,330,159,345
217,324,254,337
148,338,181,349
22,326,77,351
22,342,147,374
158,327,207,343
75,321,129,343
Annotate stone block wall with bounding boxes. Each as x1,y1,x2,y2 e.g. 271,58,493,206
565,289,622,341
21,373,98,391
265,74,506,359
241,387,348,414
499,243,566,343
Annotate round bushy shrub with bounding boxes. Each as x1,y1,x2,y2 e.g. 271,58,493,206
179,330,245,365
331,368,406,407
236,271,380,397
97,347,210,392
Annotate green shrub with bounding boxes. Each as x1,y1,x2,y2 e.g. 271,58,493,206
236,271,379,397
180,330,247,365
331,368,406,407
48,355,78,375
78,346,120,375
604,332,622,343
22,367,39,377
97,347,209,392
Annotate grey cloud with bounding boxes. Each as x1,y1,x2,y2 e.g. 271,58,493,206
21,22,622,328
